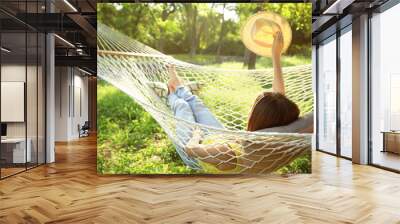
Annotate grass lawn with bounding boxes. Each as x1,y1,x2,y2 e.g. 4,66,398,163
173,54,311,69
97,54,312,175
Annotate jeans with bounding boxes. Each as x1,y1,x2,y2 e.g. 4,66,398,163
168,86,224,167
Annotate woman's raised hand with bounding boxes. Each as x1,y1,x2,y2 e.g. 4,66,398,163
271,31,285,95
272,31,284,57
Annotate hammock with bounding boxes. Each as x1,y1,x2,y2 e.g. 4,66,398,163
97,23,313,174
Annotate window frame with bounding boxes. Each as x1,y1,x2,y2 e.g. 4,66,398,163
314,17,353,160
0,1,48,180
367,0,400,173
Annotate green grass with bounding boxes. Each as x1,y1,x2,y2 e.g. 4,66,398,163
200,74,264,129
173,54,311,69
97,54,312,174
97,80,196,174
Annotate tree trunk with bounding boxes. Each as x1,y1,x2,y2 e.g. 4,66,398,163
248,51,257,70
216,4,226,63
242,4,263,70
158,28,165,52
189,6,198,58
131,7,145,37
158,4,176,52
196,21,205,55
183,4,198,57
243,48,249,68
243,48,256,69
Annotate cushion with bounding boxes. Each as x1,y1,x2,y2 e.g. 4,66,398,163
147,81,203,98
256,112,314,133
185,81,203,93
147,81,168,98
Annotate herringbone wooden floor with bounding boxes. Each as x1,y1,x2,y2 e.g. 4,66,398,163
1,135,400,224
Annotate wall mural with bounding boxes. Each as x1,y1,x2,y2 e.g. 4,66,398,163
97,3,313,175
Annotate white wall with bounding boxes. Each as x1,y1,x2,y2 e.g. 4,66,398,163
55,66,69,141
1,65,42,138
55,67,89,141
72,72,89,138
1,65,26,138
1,63,46,164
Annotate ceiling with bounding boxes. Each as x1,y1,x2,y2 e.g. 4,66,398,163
0,0,97,75
1,0,395,73
312,0,390,43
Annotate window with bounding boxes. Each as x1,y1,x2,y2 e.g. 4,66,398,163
370,3,400,171
339,27,352,158
317,36,337,154
0,2,47,179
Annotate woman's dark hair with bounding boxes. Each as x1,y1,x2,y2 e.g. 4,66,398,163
247,92,300,131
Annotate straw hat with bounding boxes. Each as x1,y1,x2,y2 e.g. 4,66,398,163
241,11,292,57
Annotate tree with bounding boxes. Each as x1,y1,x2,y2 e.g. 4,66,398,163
236,3,312,68
98,3,312,64
183,4,199,57
157,3,177,52
215,3,226,63
236,3,263,69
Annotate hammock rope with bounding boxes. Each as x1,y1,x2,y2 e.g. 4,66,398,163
97,23,313,174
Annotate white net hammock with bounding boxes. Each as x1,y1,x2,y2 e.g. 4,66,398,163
97,23,313,174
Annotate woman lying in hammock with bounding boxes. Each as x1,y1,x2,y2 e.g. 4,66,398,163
167,32,311,172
